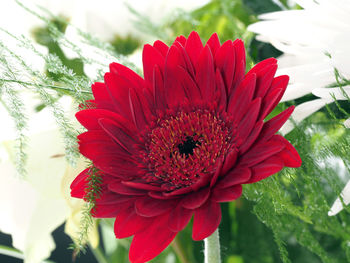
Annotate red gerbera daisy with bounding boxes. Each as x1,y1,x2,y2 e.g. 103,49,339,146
71,31,301,263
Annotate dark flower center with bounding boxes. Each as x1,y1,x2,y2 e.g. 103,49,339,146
177,136,201,157
142,109,234,190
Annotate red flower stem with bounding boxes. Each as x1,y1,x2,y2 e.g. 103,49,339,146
204,229,221,263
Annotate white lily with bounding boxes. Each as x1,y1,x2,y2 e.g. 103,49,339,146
1,0,208,43
69,0,210,42
0,93,98,263
248,0,350,135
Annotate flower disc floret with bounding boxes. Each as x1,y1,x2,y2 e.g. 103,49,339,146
143,109,234,189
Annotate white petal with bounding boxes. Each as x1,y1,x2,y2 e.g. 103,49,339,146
344,118,350,128
0,130,70,263
329,180,350,216
312,86,350,100
280,98,332,135
248,0,350,104
23,197,68,263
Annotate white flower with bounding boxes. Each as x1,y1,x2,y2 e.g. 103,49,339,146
248,0,350,135
1,0,208,42
0,130,69,263
70,0,210,42
0,93,97,263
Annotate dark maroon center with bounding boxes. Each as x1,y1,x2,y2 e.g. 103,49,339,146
177,136,201,157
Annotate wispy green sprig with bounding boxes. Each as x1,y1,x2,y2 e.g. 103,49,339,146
71,165,103,256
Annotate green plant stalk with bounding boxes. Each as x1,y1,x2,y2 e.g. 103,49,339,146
204,229,221,263
0,78,92,94
89,244,109,263
171,236,190,263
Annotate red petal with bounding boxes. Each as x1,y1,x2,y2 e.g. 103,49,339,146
227,72,256,122
163,185,193,197
258,87,283,121
177,66,201,102
196,45,216,101
129,214,176,263
216,167,251,188
78,133,130,158
168,204,193,232
148,191,179,200
153,40,169,57
185,31,203,68
79,142,136,168
215,69,227,110
109,62,144,91
153,65,167,110
249,58,277,75
143,44,165,83
96,191,135,205
239,121,264,154
210,160,223,187
247,156,284,183
104,72,133,120
231,39,246,93
108,181,146,196
98,118,139,154
78,130,114,144
212,185,242,202
91,157,139,179
175,35,187,46
173,42,195,76
75,109,122,130
135,196,177,217
192,200,222,241
122,181,162,192
181,187,210,209
93,201,131,218
273,135,302,167
214,40,235,93
261,75,289,118
259,106,295,141
238,135,285,167
221,149,238,175
91,82,114,111
70,168,89,198
114,207,152,238
237,98,261,141
254,64,278,99
206,33,220,56
128,88,151,129
164,46,188,107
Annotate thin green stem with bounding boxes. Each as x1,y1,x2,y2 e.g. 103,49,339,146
171,236,190,263
204,229,221,263
89,245,109,263
0,78,92,94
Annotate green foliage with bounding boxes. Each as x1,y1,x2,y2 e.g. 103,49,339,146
110,34,142,56
0,64,28,176
165,0,255,43
71,165,103,255
32,15,85,79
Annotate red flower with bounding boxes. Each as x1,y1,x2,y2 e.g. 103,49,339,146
71,31,301,263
